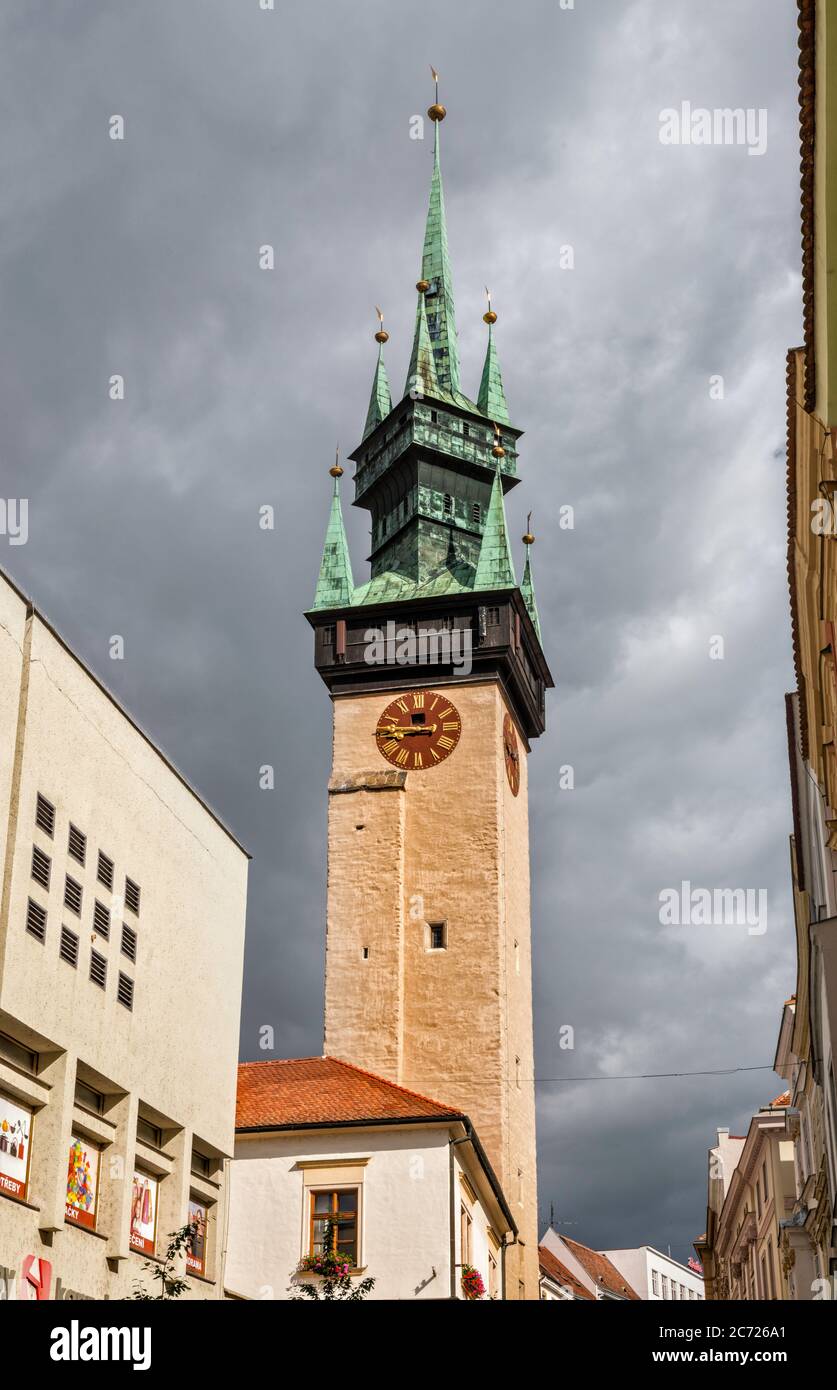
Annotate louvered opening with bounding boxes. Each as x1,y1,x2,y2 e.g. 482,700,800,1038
64,875,82,916
31,845,51,890
68,823,87,866
93,900,110,940
125,877,141,916
97,851,114,890
59,925,79,968
121,923,137,962
117,972,134,1011
26,897,47,942
36,793,55,838
90,950,107,989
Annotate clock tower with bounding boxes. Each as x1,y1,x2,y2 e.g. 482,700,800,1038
306,89,553,1299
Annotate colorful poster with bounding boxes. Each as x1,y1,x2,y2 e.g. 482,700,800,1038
186,1198,207,1275
0,1094,32,1201
129,1170,158,1255
65,1135,100,1230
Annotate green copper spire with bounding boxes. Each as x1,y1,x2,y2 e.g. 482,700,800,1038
312,461,354,610
404,288,439,399
406,101,460,395
473,457,516,591
477,297,510,424
520,522,542,642
363,319,392,440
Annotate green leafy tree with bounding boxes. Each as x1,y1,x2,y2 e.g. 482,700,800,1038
289,1221,375,1301
128,1219,198,1300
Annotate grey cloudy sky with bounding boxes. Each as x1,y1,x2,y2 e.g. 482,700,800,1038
1,0,801,1261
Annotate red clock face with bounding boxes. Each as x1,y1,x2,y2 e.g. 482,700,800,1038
503,712,520,796
375,690,462,771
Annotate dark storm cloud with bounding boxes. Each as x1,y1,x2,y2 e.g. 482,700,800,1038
0,0,800,1261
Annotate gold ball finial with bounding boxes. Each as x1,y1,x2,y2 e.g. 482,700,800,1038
428,103,446,122
416,279,430,294
330,446,343,479
522,531,535,545
375,329,389,343
483,309,497,325
492,422,505,459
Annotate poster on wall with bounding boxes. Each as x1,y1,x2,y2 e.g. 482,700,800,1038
65,1135,100,1230
0,1093,32,1201
129,1170,158,1255
186,1198,207,1276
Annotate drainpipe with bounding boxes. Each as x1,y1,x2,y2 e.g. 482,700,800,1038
502,1231,519,1302
449,1133,472,1299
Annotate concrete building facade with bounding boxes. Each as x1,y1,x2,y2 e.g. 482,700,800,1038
602,1246,705,1302
0,569,249,1299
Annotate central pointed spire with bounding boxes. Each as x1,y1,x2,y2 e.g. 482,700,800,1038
407,74,460,396
363,309,392,440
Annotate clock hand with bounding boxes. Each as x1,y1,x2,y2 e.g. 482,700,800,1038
375,724,437,739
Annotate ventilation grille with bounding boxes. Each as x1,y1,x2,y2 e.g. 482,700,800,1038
64,875,82,916
59,925,79,967
125,878,141,916
68,824,86,866
31,845,51,890
117,973,134,1011
26,898,47,942
90,950,107,989
121,923,137,962
36,793,55,837
97,851,114,891
93,900,110,940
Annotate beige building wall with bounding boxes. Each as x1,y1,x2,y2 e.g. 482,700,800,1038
0,570,249,1299
324,679,539,1297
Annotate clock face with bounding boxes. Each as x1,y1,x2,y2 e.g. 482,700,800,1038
503,712,520,796
375,690,461,771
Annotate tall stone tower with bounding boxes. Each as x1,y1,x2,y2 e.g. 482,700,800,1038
306,89,553,1299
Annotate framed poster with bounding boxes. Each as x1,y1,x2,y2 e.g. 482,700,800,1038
186,1198,207,1276
0,1093,33,1201
65,1135,100,1230
129,1170,158,1255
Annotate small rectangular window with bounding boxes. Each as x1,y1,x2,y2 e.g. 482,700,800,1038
463,424,470,438
93,900,110,940
310,1189,359,1267
75,1079,104,1114
31,845,51,890
36,793,55,837
117,972,134,1011
68,824,86,866
64,874,82,916
59,925,79,967
191,1148,211,1178
486,606,501,625
90,949,107,989
443,494,453,516
322,625,335,646
0,1032,37,1073
97,851,114,891
26,897,47,942
125,878,141,916
137,1117,162,1149
121,923,137,962
429,922,446,951
471,502,481,525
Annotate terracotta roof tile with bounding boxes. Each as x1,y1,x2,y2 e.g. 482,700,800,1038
236,1055,465,1130
538,1245,595,1300
561,1237,641,1300
769,1090,791,1108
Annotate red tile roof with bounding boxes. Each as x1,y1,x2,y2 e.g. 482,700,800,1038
769,1090,791,1108
236,1055,465,1130
538,1245,595,1300
561,1237,641,1300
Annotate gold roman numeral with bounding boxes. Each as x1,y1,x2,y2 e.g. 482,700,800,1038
396,698,409,714
438,735,454,751
413,752,423,768
395,748,409,766
412,691,425,708
442,721,460,731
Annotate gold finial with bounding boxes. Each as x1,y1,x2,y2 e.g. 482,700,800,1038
374,306,389,344
330,446,343,479
416,278,430,294
483,287,497,326
523,511,535,546
428,65,446,122
492,421,505,458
